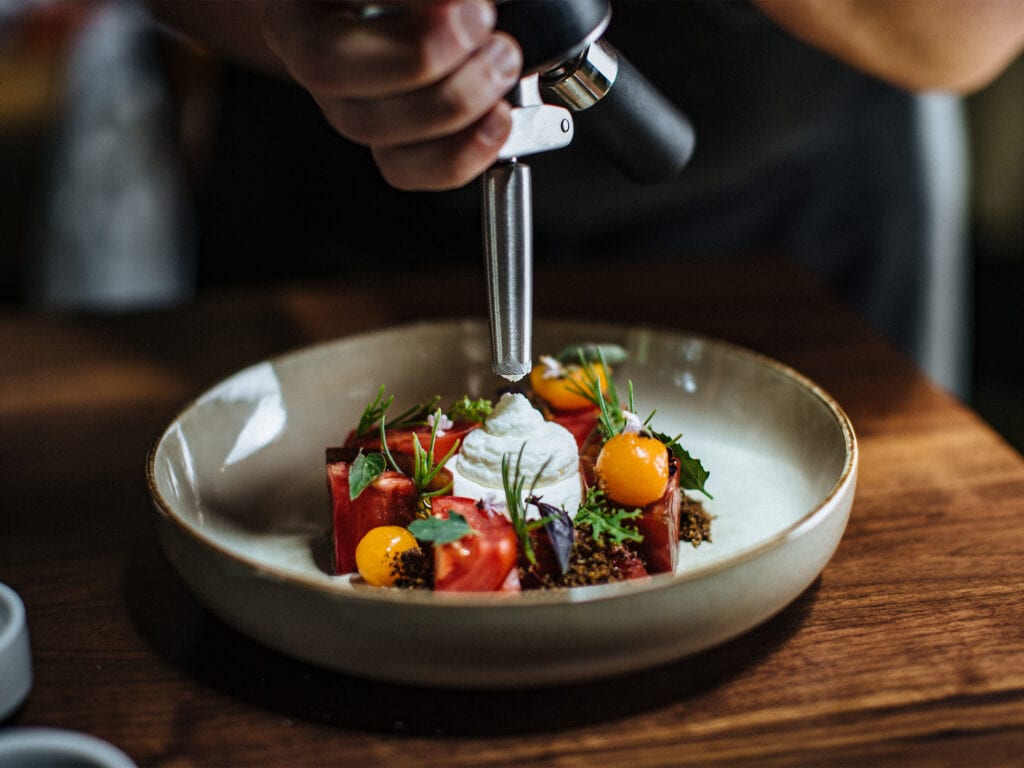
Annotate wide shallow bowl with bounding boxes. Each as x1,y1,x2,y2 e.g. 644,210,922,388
147,319,856,688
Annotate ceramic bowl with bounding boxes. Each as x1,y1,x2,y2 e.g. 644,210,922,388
147,320,857,688
0,583,31,721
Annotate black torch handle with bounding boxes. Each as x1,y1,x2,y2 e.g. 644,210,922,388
575,43,695,183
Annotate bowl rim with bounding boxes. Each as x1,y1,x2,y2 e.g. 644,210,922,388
146,318,858,609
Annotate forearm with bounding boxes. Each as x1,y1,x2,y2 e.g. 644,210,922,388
753,0,1024,93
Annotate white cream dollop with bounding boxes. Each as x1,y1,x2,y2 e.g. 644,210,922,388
451,393,582,515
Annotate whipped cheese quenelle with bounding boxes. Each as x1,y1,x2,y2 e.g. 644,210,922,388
451,393,582,517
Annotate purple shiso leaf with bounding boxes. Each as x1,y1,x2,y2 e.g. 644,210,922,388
535,500,573,575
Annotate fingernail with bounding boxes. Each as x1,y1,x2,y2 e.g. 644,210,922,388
478,105,510,146
483,36,521,83
454,0,495,50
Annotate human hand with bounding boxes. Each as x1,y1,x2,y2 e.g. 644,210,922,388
261,0,522,191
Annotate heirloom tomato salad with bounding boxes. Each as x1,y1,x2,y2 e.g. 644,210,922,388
325,344,714,592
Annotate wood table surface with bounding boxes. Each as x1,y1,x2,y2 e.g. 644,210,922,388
2,256,1022,767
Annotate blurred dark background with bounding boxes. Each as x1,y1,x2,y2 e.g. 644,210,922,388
1,2,1021,451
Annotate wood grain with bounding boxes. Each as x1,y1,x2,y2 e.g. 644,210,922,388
2,256,1022,767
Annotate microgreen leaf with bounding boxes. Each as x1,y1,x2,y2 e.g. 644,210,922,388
380,410,457,516
355,385,394,438
356,388,448,438
412,409,459,494
501,447,556,566
348,450,385,500
502,448,533,564
566,347,626,439
408,512,476,545
389,395,442,429
574,487,645,544
651,429,713,499
447,395,493,423
655,434,712,499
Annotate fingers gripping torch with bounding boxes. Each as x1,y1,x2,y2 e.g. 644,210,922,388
483,0,696,380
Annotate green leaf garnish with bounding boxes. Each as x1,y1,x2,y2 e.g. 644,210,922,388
447,395,493,423
501,446,556,566
652,430,713,499
355,387,444,438
566,347,627,439
574,487,644,544
348,450,385,500
555,343,628,366
408,511,477,545
355,385,394,438
390,395,443,429
379,408,457,516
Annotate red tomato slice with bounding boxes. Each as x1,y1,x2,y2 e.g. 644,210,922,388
629,458,682,573
345,421,478,461
429,496,520,592
327,459,418,574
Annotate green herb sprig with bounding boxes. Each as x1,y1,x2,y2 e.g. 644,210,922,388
501,446,556,566
567,347,627,439
379,409,457,516
354,385,443,438
574,487,644,544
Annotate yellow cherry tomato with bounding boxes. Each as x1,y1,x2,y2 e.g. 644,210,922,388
596,433,670,507
355,526,419,586
529,362,609,412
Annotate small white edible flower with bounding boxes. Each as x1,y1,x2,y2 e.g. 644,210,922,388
427,411,454,435
479,494,506,514
621,410,644,434
538,354,564,380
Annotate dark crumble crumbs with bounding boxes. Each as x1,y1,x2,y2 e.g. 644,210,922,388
393,547,433,589
680,495,714,546
522,523,646,589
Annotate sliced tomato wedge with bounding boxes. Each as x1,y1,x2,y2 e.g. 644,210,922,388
629,457,682,573
429,496,520,592
327,457,418,575
345,421,479,460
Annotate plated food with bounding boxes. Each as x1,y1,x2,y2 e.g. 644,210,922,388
326,345,714,592
147,320,857,687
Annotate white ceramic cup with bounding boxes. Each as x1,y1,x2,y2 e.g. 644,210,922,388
0,583,32,722
0,728,137,768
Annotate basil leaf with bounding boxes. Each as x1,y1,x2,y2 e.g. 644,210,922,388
349,450,386,500
408,511,477,544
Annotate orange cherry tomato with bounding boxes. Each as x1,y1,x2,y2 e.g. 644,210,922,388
529,362,608,412
355,525,419,586
596,433,670,507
